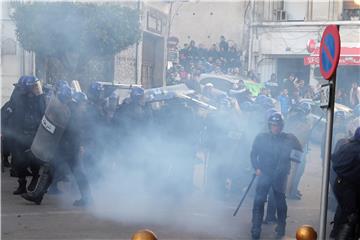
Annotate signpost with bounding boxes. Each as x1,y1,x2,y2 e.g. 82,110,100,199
318,25,341,240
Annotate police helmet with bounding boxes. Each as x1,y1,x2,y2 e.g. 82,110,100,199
58,84,73,103
265,108,278,120
72,91,88,104
88,82,105,100
18,76,39,91
55,80,69,89
353,104,360,117
268,112,284,130
89,82,104,94
130,86,145,100
15,76,26,87
22,76,39,87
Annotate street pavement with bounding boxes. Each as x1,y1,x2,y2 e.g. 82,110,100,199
1,143,333,240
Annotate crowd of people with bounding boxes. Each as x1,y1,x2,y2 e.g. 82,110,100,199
166,36,360,119
166,36,243,85
1,74,360,240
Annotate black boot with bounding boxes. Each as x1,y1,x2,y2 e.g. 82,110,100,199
251,210,263,240
73,197,93,207
275,224,286,239
264,215,277,224
21,165,52,205
27,175,39,192
13,179,27,195
251,228,261,240
335,214,358,240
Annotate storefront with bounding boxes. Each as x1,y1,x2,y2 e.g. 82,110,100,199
304,40,360,90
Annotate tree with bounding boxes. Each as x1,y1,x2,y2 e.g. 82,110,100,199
11,2,140,85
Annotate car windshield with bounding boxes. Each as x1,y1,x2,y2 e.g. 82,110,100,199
200,77,234,92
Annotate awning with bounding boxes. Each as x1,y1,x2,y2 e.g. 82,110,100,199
304,46,360,66
304,56,360,65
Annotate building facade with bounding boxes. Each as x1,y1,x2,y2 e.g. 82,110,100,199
1,1,170,105
169,1,246,49
249,0,360,90
114,1,169,88
1,2,35,104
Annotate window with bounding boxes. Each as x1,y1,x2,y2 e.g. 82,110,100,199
342,0,360,20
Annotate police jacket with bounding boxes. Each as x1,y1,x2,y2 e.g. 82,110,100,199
250,132,302,176
332,138,360,184
113,100,152,137
7,93,46,147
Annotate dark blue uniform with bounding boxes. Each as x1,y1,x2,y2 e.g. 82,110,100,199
250,131,302,239
9,92,46,193
54,102,92,205
331,137,360,240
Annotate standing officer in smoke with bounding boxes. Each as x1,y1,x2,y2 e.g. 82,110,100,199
263,103,313,224
22,84,92,206
250,112,302,239
112,86,152,169
331,127,360,240
113,86,151,137
81,82,108,181
5,76,46,195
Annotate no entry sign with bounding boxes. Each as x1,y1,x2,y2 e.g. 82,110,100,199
319,25,341,80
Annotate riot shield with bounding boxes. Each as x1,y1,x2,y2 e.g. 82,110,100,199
31,94,71,162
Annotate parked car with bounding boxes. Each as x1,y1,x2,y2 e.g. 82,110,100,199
198,73,264,96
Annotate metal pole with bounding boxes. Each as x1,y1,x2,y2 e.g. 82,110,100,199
135,0,141,84
319,73,336,239
247,0,255,72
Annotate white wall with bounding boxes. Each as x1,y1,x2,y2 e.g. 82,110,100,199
258,26,320,55
311,1,330,21
170,1,246,49
1,2,34,104
284,0,307,21
1,2,21,104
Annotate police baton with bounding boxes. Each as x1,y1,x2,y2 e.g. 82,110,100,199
233,173,256,216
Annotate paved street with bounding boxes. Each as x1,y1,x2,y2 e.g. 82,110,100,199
1,143,333,240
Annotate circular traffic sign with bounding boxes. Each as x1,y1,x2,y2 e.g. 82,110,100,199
319,25,341,80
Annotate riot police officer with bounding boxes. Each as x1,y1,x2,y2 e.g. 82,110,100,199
81,82,107,182
22,85,92,206
250,112,302,239
112,87,152,167
113,86,151,136
6,76,46,195
331,127,360,240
